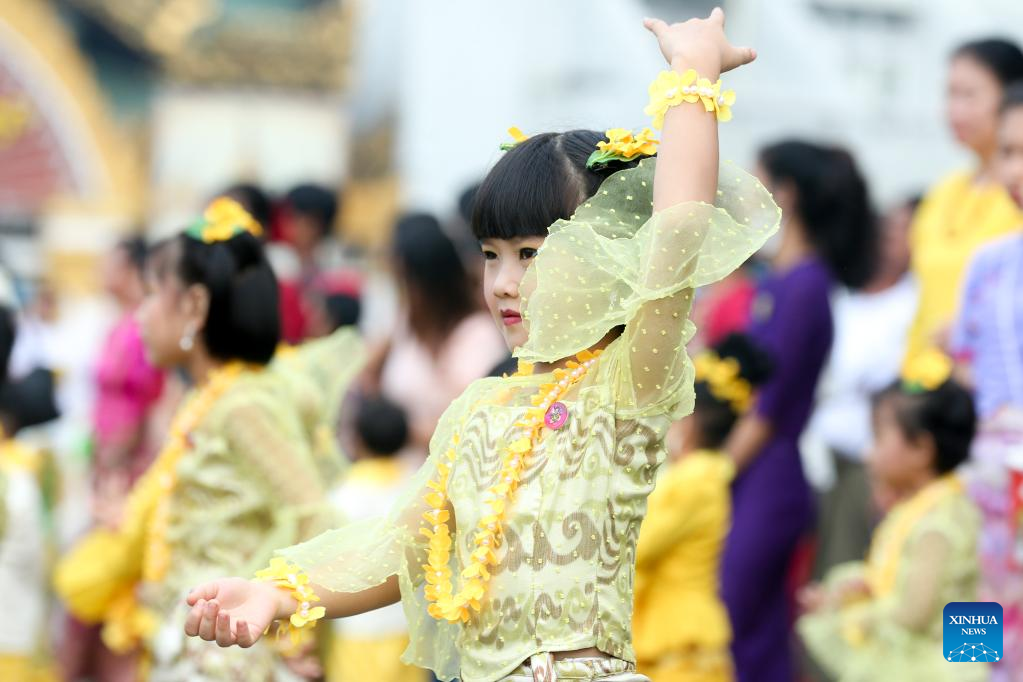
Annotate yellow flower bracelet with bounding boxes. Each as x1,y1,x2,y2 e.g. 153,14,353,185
644,68,736,128
255,558,326,634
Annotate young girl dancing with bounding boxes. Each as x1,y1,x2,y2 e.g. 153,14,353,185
798,351,984,682
182,10,778,682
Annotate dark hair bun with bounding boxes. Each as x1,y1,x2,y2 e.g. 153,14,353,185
355,394,409,457
874,378,977,475
713,333,773,387
176,231,281,365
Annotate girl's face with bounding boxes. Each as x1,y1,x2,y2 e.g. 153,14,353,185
866,397,932,493
137,265,207,369
480,236,545,351
947,55,1003,154
997,105,1023,208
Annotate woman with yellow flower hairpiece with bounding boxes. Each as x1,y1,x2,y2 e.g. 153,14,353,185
54,199,332,681
183,10,778,682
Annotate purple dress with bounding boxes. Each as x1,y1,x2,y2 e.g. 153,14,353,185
722,258,833,682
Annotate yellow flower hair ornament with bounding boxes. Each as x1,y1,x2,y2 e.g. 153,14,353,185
186,197,264,244
586,128,659,170
901,348,953,394
694,350,753,414
498,126,530,151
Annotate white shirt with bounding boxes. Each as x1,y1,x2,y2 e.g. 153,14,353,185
0,468,46,654
807,274,918,461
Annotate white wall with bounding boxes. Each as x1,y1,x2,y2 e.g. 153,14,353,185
148,87,350,236
356,0,1023,213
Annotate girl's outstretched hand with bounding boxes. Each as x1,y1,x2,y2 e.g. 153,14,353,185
644,7,755,75
184,577,287,648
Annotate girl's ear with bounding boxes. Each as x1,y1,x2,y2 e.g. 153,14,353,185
182,283,211,329
907,431,938,474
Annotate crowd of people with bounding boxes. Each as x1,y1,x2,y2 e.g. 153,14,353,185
0,10,1021,682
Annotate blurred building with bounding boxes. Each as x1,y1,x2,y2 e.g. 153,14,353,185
2,0,1023,286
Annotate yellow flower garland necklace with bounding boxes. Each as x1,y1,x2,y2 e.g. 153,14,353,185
143,361,254,581
422,349,602,624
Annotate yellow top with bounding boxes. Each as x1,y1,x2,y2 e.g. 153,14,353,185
905,170,1021,359
798,477,984,682
633,451,734,661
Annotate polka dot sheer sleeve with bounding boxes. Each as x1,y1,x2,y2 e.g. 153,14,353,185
516,158,780,419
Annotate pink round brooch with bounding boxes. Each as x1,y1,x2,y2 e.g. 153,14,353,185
544,401,569,430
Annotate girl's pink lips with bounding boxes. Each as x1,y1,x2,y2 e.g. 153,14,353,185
500,310,522,326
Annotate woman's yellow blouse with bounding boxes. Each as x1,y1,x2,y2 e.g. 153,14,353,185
905,170,1021,359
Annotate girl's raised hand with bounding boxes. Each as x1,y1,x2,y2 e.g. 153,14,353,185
184,577,286,648
643,7,755,75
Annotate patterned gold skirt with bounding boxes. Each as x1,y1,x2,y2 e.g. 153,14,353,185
497,654,651,682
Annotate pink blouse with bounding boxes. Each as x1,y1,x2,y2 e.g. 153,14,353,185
92,314,165,480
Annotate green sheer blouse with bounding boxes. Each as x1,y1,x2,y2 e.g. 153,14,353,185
144,369,328,681
278,159,779,682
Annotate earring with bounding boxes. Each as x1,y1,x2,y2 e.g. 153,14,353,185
179,325,195,352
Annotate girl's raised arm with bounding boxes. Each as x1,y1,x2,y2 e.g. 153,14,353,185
647,9,755,212
607,9,770,418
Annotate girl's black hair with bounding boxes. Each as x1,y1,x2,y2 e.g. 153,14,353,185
759,140,878,289
472,130,643,240
0,306,15,387
151,232,281,365
221,183,272,231
392,212,477,340
1002,81,1023,114
955,38,1023,88
355,394,408,457
323,293,361,331
285,183,339,238
0,368,59,432
117,236,148,272
693,334,773,449
873,380,977,475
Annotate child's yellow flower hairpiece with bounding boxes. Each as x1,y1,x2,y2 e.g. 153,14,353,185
499,126,530,151
586,128,659,170
185,197,263,244
901,348,953,394
694,350,753,414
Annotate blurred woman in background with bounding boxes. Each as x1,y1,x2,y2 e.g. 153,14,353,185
722,140,877,682
364,212,505,463
904,38,1023,358
55,199,327,681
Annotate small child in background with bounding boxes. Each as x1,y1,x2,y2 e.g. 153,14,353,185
327,394,420,682
303,272,363,339
798,350,984,682
633,334,771,682
0,366,61,682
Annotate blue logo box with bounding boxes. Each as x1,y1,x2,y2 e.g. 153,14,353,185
944,602,1002,663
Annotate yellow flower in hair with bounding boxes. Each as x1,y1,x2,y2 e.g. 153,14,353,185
902,348,953,392
588,127,659,169
627,128,659,157
499,126,530,151
694,351,754,413
188,197,263,243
